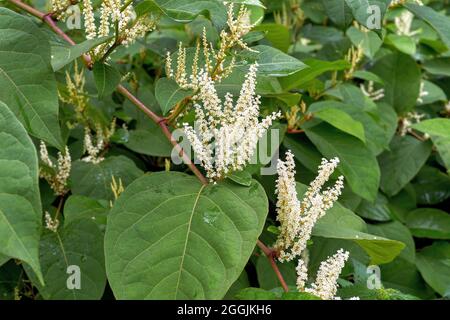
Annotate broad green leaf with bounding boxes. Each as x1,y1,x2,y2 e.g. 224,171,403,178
51,37,110,71
412,118,450,172
352,70,384,84
386,34,416,55
356,193,392,222
416,80,447,105
416,242,450,296
323,0,353,28
312,203,404,265
422,58,450,77
379,136,432,196
294,183,404,265
125,127,173,157
347,26,382,59
224,271,250,299
413,166,450,205
312,106,366,143
0,102,43,285
0,254,8,267
0,8,63,149
345,0,391,32
405,3,450,49
70,156,143,201
93,62,121,99
406,208,450,240
63,195,109,229
280,59,350,91
136,0,227,27
253,23,290,52
371,52,421,114
155,77,194,115
25,219,106,300
105,172,268,299
305,123,380,201
238,45,307,77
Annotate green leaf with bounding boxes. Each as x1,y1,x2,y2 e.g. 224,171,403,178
386,34,416,55
312,202,405,265
379,136,433,196
104,172,268,299
51,37,110,71
347,26,382,59
238,45,307,77
70,156,143,201
356,193,392,222
224,271,250,299
25,219,106,300
155,78,194,115
413,166,450,205
0,102,43,285
416,80,447,105
345,0,391,32
416,242,450,296
404,3,450,49
0,8,63,149
125,127,173,157
256,255,296,290
281,292,321,300
312,106,366,143
371,52,421,115
412,118,450,172
422,58,450,77
323,0,353,28
63,195,109,229
352,70,384,84
93,62,121,99
405,208,450,240
280,59,350,91
305,123,380,201
137,0,227,27
253,23,290,52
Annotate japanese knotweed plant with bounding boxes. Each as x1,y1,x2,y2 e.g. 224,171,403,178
1,0,450,302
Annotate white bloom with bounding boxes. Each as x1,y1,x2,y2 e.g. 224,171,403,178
399,111,425,136
45,211,60,233
417,81,429,104
39,143,71,196
305,249,349,300
274,151,344,262
395,11,421,37
360,81,385,101
183,63,280,181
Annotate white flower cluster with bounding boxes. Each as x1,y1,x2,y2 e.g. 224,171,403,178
303,249,349,300
82,119,116,164
183,63,280,181
274,151,344,262
82,0,157,59
417,81,429,104
399,111,426,136
360,81,385,101
395,11,421,36
51,0,72,19
39,142,72,196
165,2,256,90
44,211,60,233
390,0,423,8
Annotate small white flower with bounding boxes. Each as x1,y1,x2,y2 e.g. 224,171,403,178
274,151,344,262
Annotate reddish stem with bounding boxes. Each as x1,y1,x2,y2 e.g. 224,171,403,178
256,240,289,292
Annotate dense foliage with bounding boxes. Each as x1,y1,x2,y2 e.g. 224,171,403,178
0,0,449,300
